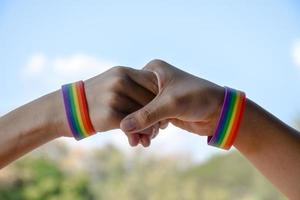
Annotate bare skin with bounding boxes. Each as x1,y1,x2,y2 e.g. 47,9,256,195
235,99,300,199
0,66,159,168
121,59,300,199
1,59,299,198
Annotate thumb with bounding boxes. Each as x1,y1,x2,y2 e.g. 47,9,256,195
120,96,172,133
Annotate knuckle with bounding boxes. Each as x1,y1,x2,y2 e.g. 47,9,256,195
105,109,114,119
111,66,128,75
107,93,122,109
144,59,165,70
137,109,153,125
108,110,116,120
111,75,129,90
149,59,165,66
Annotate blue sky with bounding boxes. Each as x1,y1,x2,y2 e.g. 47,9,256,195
1,0,300,161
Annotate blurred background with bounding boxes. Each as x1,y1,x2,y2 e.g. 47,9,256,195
1,0,300,199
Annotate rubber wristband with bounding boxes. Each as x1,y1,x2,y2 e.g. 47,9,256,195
207,87,246,150
61,81,96,140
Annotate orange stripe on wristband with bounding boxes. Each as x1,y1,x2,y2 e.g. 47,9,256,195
61,81,96,140
208,87,246,150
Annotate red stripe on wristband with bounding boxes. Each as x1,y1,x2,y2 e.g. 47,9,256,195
208,87,246,150
61,81,96,140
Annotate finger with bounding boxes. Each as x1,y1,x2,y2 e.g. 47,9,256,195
126,125,155,146
170,119,209,135
108,94,142,115
120,95,173,133
98,108,125,131
126,68,159,94
140,124,159,146
137,123,160,139
127,132,140,147
140,134,151,147
151,124,160,139
120,78,156,107
159,120,169,130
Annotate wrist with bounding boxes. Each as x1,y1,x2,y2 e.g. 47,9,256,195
45,90,72,138
207,87,246,150
206,85,225,135
233,99,262,153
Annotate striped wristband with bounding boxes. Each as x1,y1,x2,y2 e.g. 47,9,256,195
207,87,246,150
61,81,96,140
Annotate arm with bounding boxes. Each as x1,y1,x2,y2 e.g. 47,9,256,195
0,66,159,168
234,99,300,199
121,59,300,199
0,91,67,168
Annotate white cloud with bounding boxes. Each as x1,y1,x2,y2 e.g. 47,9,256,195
17,53,119,121
20,53,118,93
23,53,47,77
20,53,220,162
292,40,300,69
53,54,115,77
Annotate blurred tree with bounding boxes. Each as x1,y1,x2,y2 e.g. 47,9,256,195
0,141,286,200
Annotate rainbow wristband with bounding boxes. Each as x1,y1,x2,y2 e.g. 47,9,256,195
61,81,96,140
208,87,246,150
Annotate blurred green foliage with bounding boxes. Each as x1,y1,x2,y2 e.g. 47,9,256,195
0,142,285,200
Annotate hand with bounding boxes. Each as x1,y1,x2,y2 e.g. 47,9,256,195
61,66,160,146
120,59,225,138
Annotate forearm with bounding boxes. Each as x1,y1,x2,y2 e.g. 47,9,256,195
234,99,300,198
0,90,69,168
